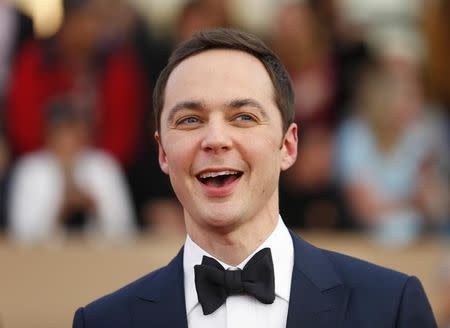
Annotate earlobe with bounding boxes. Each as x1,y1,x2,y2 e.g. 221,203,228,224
155,131,169,175
280,123,298,171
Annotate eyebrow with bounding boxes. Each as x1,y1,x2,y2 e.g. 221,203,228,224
166,98,269,123
166,100,207,124
227,98,268,119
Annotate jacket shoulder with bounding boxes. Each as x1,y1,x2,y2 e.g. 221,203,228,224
323,248,410,287
74,264,168,327
290,231,411,291
323,248,436,327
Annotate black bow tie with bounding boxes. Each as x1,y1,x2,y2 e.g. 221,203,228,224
194,247,275,315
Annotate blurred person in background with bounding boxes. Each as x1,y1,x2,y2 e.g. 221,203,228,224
336,60,449,246
270,1,338,130
8,98,136,244
280,125,354,230
174,0,230,44
5,0,146,167
271,1,354,231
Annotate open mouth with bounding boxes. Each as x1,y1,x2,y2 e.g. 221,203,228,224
197,170,243,188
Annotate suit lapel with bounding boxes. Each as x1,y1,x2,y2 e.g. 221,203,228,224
131,248,188,328
286,231,350,328
128,231,350,328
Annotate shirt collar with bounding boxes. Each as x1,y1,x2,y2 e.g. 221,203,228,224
183,215,294,315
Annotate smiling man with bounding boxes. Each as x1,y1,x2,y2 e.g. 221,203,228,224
73,28,437,328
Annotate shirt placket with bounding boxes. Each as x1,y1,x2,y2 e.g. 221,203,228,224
226,295,257,328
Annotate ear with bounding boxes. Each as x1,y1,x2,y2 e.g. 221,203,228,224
155,131,169,175
280,123,298,171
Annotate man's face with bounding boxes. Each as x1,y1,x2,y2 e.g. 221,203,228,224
156,49,297,234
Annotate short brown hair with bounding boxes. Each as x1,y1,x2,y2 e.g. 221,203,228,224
153,28,294,132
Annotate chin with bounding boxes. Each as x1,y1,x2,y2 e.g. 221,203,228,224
198,209,243,231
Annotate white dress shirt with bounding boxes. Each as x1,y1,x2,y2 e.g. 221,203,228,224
184,216,294,328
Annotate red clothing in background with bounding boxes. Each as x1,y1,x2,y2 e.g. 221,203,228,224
290,57,338,129
6,40,146,166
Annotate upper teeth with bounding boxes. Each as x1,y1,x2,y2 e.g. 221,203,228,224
199,171,240,179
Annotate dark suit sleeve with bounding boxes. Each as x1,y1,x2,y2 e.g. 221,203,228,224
73,307,86,328
395,276,437,328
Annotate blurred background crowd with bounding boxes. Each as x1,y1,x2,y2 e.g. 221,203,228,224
0,0,449,325
1,0,448,244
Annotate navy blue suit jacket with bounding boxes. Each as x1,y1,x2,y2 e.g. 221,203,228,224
73,231,437,327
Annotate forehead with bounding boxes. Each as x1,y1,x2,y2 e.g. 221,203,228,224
162,49,276,116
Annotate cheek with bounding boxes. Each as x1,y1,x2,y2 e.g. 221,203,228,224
242,126,281,148
164,136,197,172
243,133,282,170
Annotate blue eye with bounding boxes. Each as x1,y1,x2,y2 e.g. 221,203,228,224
178,116,200,125
235,114,255,121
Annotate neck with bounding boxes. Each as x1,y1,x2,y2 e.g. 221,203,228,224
186,201,280,266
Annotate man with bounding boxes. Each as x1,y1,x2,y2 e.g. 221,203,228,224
73,28,437,327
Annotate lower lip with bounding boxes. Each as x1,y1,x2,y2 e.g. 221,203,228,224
197,175,242,198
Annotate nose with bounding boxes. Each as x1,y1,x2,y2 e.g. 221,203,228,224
200,120,232,153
